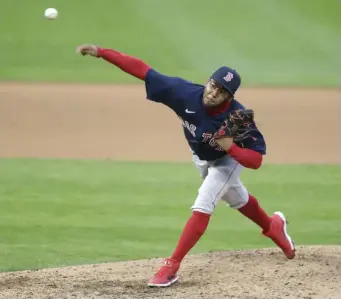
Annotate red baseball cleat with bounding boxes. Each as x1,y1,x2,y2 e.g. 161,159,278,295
263,211,296,259
148,258,180,287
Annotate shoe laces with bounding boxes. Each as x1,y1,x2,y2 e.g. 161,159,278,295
155,259,174,278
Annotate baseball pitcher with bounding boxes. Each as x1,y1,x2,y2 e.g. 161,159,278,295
76,44,296,288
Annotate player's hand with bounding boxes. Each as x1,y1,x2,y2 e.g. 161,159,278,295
215,136,234,150
76,44,99,57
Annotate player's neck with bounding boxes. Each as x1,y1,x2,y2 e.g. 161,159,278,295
205,100,232,116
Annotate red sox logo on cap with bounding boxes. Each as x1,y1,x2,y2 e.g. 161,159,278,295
223,72,234,82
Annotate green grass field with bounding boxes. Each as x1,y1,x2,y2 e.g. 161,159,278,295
1,0,340,86
0,159,340,272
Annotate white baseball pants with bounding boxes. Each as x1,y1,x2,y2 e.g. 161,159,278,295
191,153,249,214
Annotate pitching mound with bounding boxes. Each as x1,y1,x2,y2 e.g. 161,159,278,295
1,245,340,299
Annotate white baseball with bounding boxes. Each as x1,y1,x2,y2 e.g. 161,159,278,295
44,8,58,20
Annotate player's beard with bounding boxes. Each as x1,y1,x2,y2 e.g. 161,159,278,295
203,85,229,108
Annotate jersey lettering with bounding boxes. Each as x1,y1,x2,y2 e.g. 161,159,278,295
179,117,197,137
145,69,266,159
202,133,225,152
202,133,212,142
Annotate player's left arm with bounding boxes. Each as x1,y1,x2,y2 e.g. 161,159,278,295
215,109,265,170
216,137,264,169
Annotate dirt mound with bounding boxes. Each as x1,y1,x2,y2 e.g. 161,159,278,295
0,245,340,299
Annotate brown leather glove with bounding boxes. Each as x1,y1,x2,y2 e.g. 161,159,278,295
215,109,257,146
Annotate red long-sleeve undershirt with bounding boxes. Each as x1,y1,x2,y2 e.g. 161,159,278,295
227,143,263,169
97,48,263,169
97,48,151,80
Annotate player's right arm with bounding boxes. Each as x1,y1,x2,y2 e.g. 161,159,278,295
76,44,151,81
76,44,180,104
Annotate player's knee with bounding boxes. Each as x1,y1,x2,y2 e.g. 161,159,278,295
191,192,218,215
223,192,248,209
221,182,249,209
228,197,248,209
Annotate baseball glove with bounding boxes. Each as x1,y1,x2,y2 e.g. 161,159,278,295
215,109,257,147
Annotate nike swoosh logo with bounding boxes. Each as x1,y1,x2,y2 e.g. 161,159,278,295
185,109,195,114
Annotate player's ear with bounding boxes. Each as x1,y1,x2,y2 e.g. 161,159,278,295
227,93,234,101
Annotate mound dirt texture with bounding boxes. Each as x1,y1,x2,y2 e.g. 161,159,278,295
0,83,340,299
1,246,341,299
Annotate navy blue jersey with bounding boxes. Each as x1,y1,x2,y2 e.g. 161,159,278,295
145,69,266,161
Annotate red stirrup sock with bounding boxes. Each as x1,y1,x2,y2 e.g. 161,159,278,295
238,194,271,232
170,211,210,262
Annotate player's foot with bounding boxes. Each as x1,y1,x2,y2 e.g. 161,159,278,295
263,211,296,259
148,258,180,287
